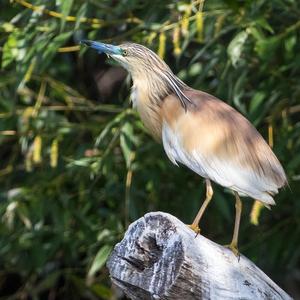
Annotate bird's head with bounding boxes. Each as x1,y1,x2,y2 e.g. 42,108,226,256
80,40,170,78
81,40,191,109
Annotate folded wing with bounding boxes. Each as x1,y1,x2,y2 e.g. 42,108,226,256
161,90,287,205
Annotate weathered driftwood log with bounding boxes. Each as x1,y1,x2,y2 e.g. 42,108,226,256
107,212,292,300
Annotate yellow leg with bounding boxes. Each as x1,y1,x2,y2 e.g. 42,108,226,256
226,192,242,257
189,179,213,234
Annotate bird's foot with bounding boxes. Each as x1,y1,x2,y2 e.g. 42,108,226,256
224,242,240,260
188,224,201,237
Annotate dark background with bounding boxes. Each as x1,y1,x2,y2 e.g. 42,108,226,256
0,0,299,299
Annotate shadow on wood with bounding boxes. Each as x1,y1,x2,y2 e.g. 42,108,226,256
107,212,292,300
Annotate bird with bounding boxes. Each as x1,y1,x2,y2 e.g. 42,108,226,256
81,40,287,255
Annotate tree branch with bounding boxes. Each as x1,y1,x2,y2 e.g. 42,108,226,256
107,212,292,300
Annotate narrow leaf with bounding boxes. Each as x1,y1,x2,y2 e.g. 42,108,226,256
88,245,112,278
60,0,74,32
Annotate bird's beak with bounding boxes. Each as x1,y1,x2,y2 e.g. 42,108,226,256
80,40,122,55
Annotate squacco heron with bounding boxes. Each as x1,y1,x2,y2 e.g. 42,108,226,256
81,40,287,255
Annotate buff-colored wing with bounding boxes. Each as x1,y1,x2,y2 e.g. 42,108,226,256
161,90,287,205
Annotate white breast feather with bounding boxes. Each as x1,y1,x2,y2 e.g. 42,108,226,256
130,86,137,108
162,122,208,177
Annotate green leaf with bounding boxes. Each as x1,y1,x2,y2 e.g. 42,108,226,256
75,3,88,30
248,26,265,41
40,32,72,70
95,110,129,147
232,70,247,113
227,31,248,67
88,245,112,278
249,27,280,60
2,30,24,68
254,36,280,60
249,91,266,114
255,18,274,34
90,283,112,299
67,157,94,168
284,35,297,60
59,0,74,32
120,122,135,168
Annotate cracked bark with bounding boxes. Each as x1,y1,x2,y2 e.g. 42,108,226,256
107,212,292,300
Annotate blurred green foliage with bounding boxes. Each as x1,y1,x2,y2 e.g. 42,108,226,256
1,0,300,299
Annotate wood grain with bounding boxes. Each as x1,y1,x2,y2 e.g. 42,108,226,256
107,212,292,300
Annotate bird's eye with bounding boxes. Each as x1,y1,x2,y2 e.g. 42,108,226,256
123,50,128,56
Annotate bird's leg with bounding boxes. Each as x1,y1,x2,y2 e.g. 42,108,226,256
225,192,242,257
189,179,213,234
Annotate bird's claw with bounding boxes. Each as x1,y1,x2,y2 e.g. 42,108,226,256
224,242,240,260
188,224,201,237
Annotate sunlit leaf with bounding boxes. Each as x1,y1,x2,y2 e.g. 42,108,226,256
50,139,59,168
87,245,112,278
2,30,24,68
33,135,42,164
227,30,248,67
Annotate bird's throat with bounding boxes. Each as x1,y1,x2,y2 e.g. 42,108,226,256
130,78,164,141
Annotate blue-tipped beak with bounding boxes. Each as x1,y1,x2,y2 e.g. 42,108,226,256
80,40,122,55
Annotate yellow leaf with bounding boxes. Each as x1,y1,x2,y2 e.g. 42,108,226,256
250,200,264,225
147,32,157,45
22,107,34,124
158,32,166,59
173,26,181,56
32,81,46,117
268,124,274,148
196,11,204,42
23,58,36,84
181,5,192,36
50,139,59,168
33,135,42,164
